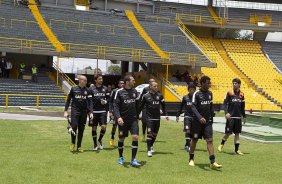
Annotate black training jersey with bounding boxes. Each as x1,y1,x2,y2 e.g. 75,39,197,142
224,89,246,118
113,88,139,121
109,88,120,113
139,86,150,101
89,85,110,113
139,92,167,120
191,89,214,121
176,94,194,118
64,86,93,114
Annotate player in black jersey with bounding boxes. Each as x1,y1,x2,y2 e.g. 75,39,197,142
218,78,246,155
189,76,222,169
139,81,168,157
89,74,110,150
64,75,93,153
113,75,141,166
109,79,125,146
176,84,196,152
140,78,155,141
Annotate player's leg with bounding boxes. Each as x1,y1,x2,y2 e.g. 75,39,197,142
130,120,140,166
70,112,78,152
117,123,128,165
234,119,243,155
184,118,191,151
146,121,153,157
98,113,107,149
92,114,99,150
150,120,160,153
189,138,198,166
110,118,118,146
218,119,233,152
205,123,222,169
76,113,87,152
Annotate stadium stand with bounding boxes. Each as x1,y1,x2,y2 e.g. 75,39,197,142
167,37,282,111
0,67,65,106
261,41,282,72
221,39,282,107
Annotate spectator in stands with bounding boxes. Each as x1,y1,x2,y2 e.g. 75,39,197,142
173,70,182,81
0,57,7,78
5,60,12,78
32,64,38,83
18,63,25,79
107,84,113,93
193,76,199,87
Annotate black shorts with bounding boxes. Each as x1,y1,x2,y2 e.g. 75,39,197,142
92,112,107,126
71,112,87,128
147,120,160,134
225,118,242,134
118,120,139,138
191,120,213,140
183,117,192,133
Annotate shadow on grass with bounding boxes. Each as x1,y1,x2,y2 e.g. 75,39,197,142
122,161,147,169
139,150,174,155
195,163,222,172
221,151,250,156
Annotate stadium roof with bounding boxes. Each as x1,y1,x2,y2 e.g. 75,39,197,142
233,0,282,4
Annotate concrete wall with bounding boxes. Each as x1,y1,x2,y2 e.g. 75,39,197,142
187,25,214,38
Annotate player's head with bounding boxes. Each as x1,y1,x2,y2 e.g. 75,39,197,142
78,75,87,87
200,76,211,90
94,74,103,86
118,79,125,89
148,78,155,84
232,78,241,90
124,75,135,88
188,84,196,95
150,81,158,93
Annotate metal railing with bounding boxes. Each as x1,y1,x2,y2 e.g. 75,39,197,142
0,94,67,108
159,33,189,44
53,62,76,87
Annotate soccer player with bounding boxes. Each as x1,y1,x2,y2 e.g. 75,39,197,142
139,81,168,157
189,76,222,169
176,84,196,152
89,74,110,150
113,75,140,166
64,75,93,153
109,79,125,146
218,78,246,155
140,78,155,141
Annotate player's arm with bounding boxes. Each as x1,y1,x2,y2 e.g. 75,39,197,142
241,95,246,124
176,97,185,121
224,92,231,119
191,92,204,122
160,95,169,120
138,94,146,117
87,89,93,119
210,93,215,120
113,90,121,120
64,87,73,118
108,90,115,113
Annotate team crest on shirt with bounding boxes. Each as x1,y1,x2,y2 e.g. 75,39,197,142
84,91,88,95
209,95,211,100
102,88,105,92
132,93,136,98
156,96,160,100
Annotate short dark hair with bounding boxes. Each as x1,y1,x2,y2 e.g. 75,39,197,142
188,84,196,90
118,79,124,84
124,75,133,82
232,78,241,84
200,76,211,84
94,74,102,81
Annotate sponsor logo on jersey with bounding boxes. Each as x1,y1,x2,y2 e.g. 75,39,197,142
186,102,192,105
152,101,160,105
232,98,243,103
93,93,105,97
201,101,211,105
124,99,135,104
75,95,87,99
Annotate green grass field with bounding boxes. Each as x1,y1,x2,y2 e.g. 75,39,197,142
0,119,281,184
